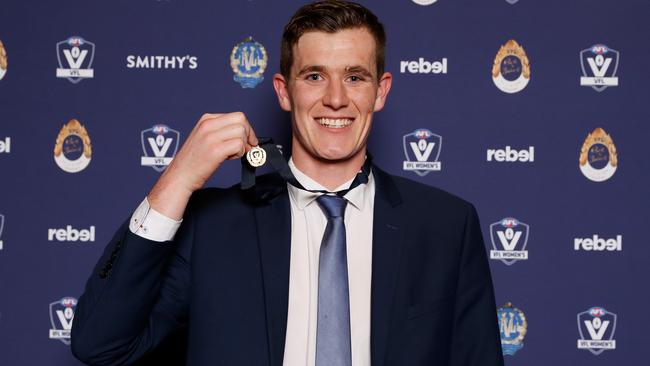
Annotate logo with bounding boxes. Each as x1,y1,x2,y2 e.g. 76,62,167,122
0,137,10,153
579,127,617,182
505,0,519,4
492,40,530,93
412,0,438,4
577,306,617,355
580,44,619,92
575,235,622,251
490,217,529,265
49,297,77,345
0,39,7,81
400,58,448,74
141,124,180,172
230,37,267,88
402,129,442,176
126,55,198,69
487,146,534,162
54,119,92,173
0,214,4,250
497,302,527,355
48,225,96,242
56,36,95,83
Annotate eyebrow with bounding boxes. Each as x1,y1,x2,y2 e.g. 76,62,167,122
296,65,375,79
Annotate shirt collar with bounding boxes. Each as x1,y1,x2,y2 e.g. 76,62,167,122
287,158,371,211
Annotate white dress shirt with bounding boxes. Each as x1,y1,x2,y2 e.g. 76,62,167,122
129,159,375,366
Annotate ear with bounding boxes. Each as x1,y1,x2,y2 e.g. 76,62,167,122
273,73,292,112
373,72,392,112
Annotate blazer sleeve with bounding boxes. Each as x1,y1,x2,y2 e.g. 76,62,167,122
448,204,504,366
71,205,194,366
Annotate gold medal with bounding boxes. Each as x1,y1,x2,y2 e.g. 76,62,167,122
246,146,266,167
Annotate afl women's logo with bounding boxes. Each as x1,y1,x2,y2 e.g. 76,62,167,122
230,36,267,88
0,40,7,81
492,40,530,93
579,127,617,182
53,119,92,173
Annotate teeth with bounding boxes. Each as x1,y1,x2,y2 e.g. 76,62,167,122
316,118,353,128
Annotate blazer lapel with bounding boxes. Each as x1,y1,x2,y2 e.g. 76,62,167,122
254,184,292,366
371,167,404,366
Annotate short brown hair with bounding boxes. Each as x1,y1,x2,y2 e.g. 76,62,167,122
280,0,386,80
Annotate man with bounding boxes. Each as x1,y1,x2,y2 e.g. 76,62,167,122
71,1,504,365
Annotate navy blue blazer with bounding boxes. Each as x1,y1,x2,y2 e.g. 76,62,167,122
71,166,504,366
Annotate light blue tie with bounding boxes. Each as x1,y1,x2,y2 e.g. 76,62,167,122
315,195,352,366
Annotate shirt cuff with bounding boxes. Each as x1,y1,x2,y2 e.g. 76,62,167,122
129,197,183,242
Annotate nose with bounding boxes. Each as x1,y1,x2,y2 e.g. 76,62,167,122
322,78,349,110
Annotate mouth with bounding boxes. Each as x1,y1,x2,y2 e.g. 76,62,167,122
315,117,354,129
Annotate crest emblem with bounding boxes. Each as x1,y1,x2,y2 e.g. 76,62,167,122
140,124,180,172
402,129,442,176
497,302,527,355
53,119,92,173
246,146,266,167
579,127,617,182
230,36,267,88
0,39,7,81
492,40,530,93
49,297,77,345
577,307,617,355
490,217,529,265
580,44,619,92
56,36,95,83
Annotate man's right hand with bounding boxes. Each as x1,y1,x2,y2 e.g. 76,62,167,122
147,112,259,220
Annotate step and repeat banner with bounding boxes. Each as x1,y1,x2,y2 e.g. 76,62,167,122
0,0,648,365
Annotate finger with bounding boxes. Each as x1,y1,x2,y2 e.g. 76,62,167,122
220,138,247,160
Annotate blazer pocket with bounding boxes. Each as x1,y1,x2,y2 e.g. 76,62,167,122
407,297,453,320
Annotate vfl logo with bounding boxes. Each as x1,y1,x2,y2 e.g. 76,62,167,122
497,302,527,356
141,124,180,172
56,36,95,83
230,37,267,88
49,297,77,345
505,0,519,4
0,214,4,250
0,39,7,81
579,127,617,182
402,129,442,176
577,306,617,355
490,217,529,265
580,44,619,92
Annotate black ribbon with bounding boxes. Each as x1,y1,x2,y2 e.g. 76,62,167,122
241,137,371,197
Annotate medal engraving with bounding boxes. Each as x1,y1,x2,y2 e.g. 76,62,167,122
246,146,266,167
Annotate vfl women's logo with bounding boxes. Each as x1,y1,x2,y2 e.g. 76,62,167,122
490,217,529,265
141,124,180,172
402,129,442,176
53,119,92,173
577,306,617,355
579,127,617,182
0,39,7,81
230,37,267,88
49,297,77,345
492,40,530,93
497,302,527,356
580,44,619,92
56,36,95,83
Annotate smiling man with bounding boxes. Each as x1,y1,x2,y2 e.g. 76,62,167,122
71,1,503,366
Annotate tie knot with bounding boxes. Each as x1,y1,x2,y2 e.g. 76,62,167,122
317,195,347,219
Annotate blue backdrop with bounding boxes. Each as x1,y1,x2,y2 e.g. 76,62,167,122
1,0,649,365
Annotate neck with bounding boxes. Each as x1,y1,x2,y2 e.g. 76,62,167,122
291,145,366,191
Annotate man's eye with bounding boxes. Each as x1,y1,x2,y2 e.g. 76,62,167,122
349,75,363,82
307,74,321,81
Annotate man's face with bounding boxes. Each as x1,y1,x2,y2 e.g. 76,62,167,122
273,27,392,164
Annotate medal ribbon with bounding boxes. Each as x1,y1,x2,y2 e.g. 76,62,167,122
241,137,371,197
